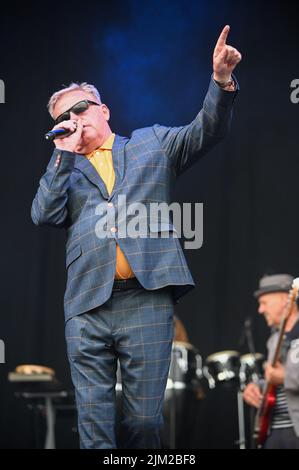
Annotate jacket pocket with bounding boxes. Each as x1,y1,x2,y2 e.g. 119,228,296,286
66,244,82,268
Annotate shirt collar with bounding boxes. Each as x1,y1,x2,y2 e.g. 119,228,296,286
86,133,115,158
100,133,115,150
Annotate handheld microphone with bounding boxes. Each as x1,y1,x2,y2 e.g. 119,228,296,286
45,127,76,141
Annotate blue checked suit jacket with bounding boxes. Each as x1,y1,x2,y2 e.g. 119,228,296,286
32,77,238,322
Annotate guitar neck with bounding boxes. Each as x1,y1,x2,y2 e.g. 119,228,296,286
260,302,294,401
271,317,288,367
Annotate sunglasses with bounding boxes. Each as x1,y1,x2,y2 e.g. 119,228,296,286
54,99,100,125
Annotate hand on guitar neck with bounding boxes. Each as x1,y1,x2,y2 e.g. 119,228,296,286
264,361,285,386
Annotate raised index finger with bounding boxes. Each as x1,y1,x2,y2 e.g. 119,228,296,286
215,25,230,49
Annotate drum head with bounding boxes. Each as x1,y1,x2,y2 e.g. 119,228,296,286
206,350,239,364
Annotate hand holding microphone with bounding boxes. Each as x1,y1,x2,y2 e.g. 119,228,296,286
45,119,83,152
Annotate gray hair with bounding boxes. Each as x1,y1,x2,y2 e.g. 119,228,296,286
47,82,102,118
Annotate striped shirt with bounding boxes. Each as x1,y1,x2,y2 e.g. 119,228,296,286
271,385,293,429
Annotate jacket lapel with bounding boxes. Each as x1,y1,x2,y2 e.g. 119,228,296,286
74,154,109,199
73,134,128,200
110,134,127,198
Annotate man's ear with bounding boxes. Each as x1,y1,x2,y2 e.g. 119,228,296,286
101,104,110,121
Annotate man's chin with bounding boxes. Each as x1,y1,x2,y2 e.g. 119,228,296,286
74,141,86,153
76,135,95,153
264,316,272,327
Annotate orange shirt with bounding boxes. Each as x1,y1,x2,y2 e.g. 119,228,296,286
86,133,135,279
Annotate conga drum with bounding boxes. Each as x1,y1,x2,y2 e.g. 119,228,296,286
239,353,264,388
203,350,240,389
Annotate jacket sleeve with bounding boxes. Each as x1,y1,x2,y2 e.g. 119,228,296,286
31,148,76,227
153,75,239,176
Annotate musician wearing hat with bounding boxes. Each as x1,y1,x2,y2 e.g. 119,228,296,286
243,274,299,449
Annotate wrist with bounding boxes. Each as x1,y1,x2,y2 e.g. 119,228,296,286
213,72,231,82
213,74,235,91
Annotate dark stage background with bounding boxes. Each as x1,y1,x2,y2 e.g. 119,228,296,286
0,0,298,449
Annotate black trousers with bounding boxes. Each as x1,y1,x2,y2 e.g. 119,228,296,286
264,427,299,449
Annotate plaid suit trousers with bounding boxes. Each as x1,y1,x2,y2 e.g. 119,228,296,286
65,286,174,449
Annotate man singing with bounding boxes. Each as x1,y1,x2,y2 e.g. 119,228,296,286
31,26,241,449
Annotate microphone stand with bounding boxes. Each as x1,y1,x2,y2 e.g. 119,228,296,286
237,317,257,450
244,318,259,450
